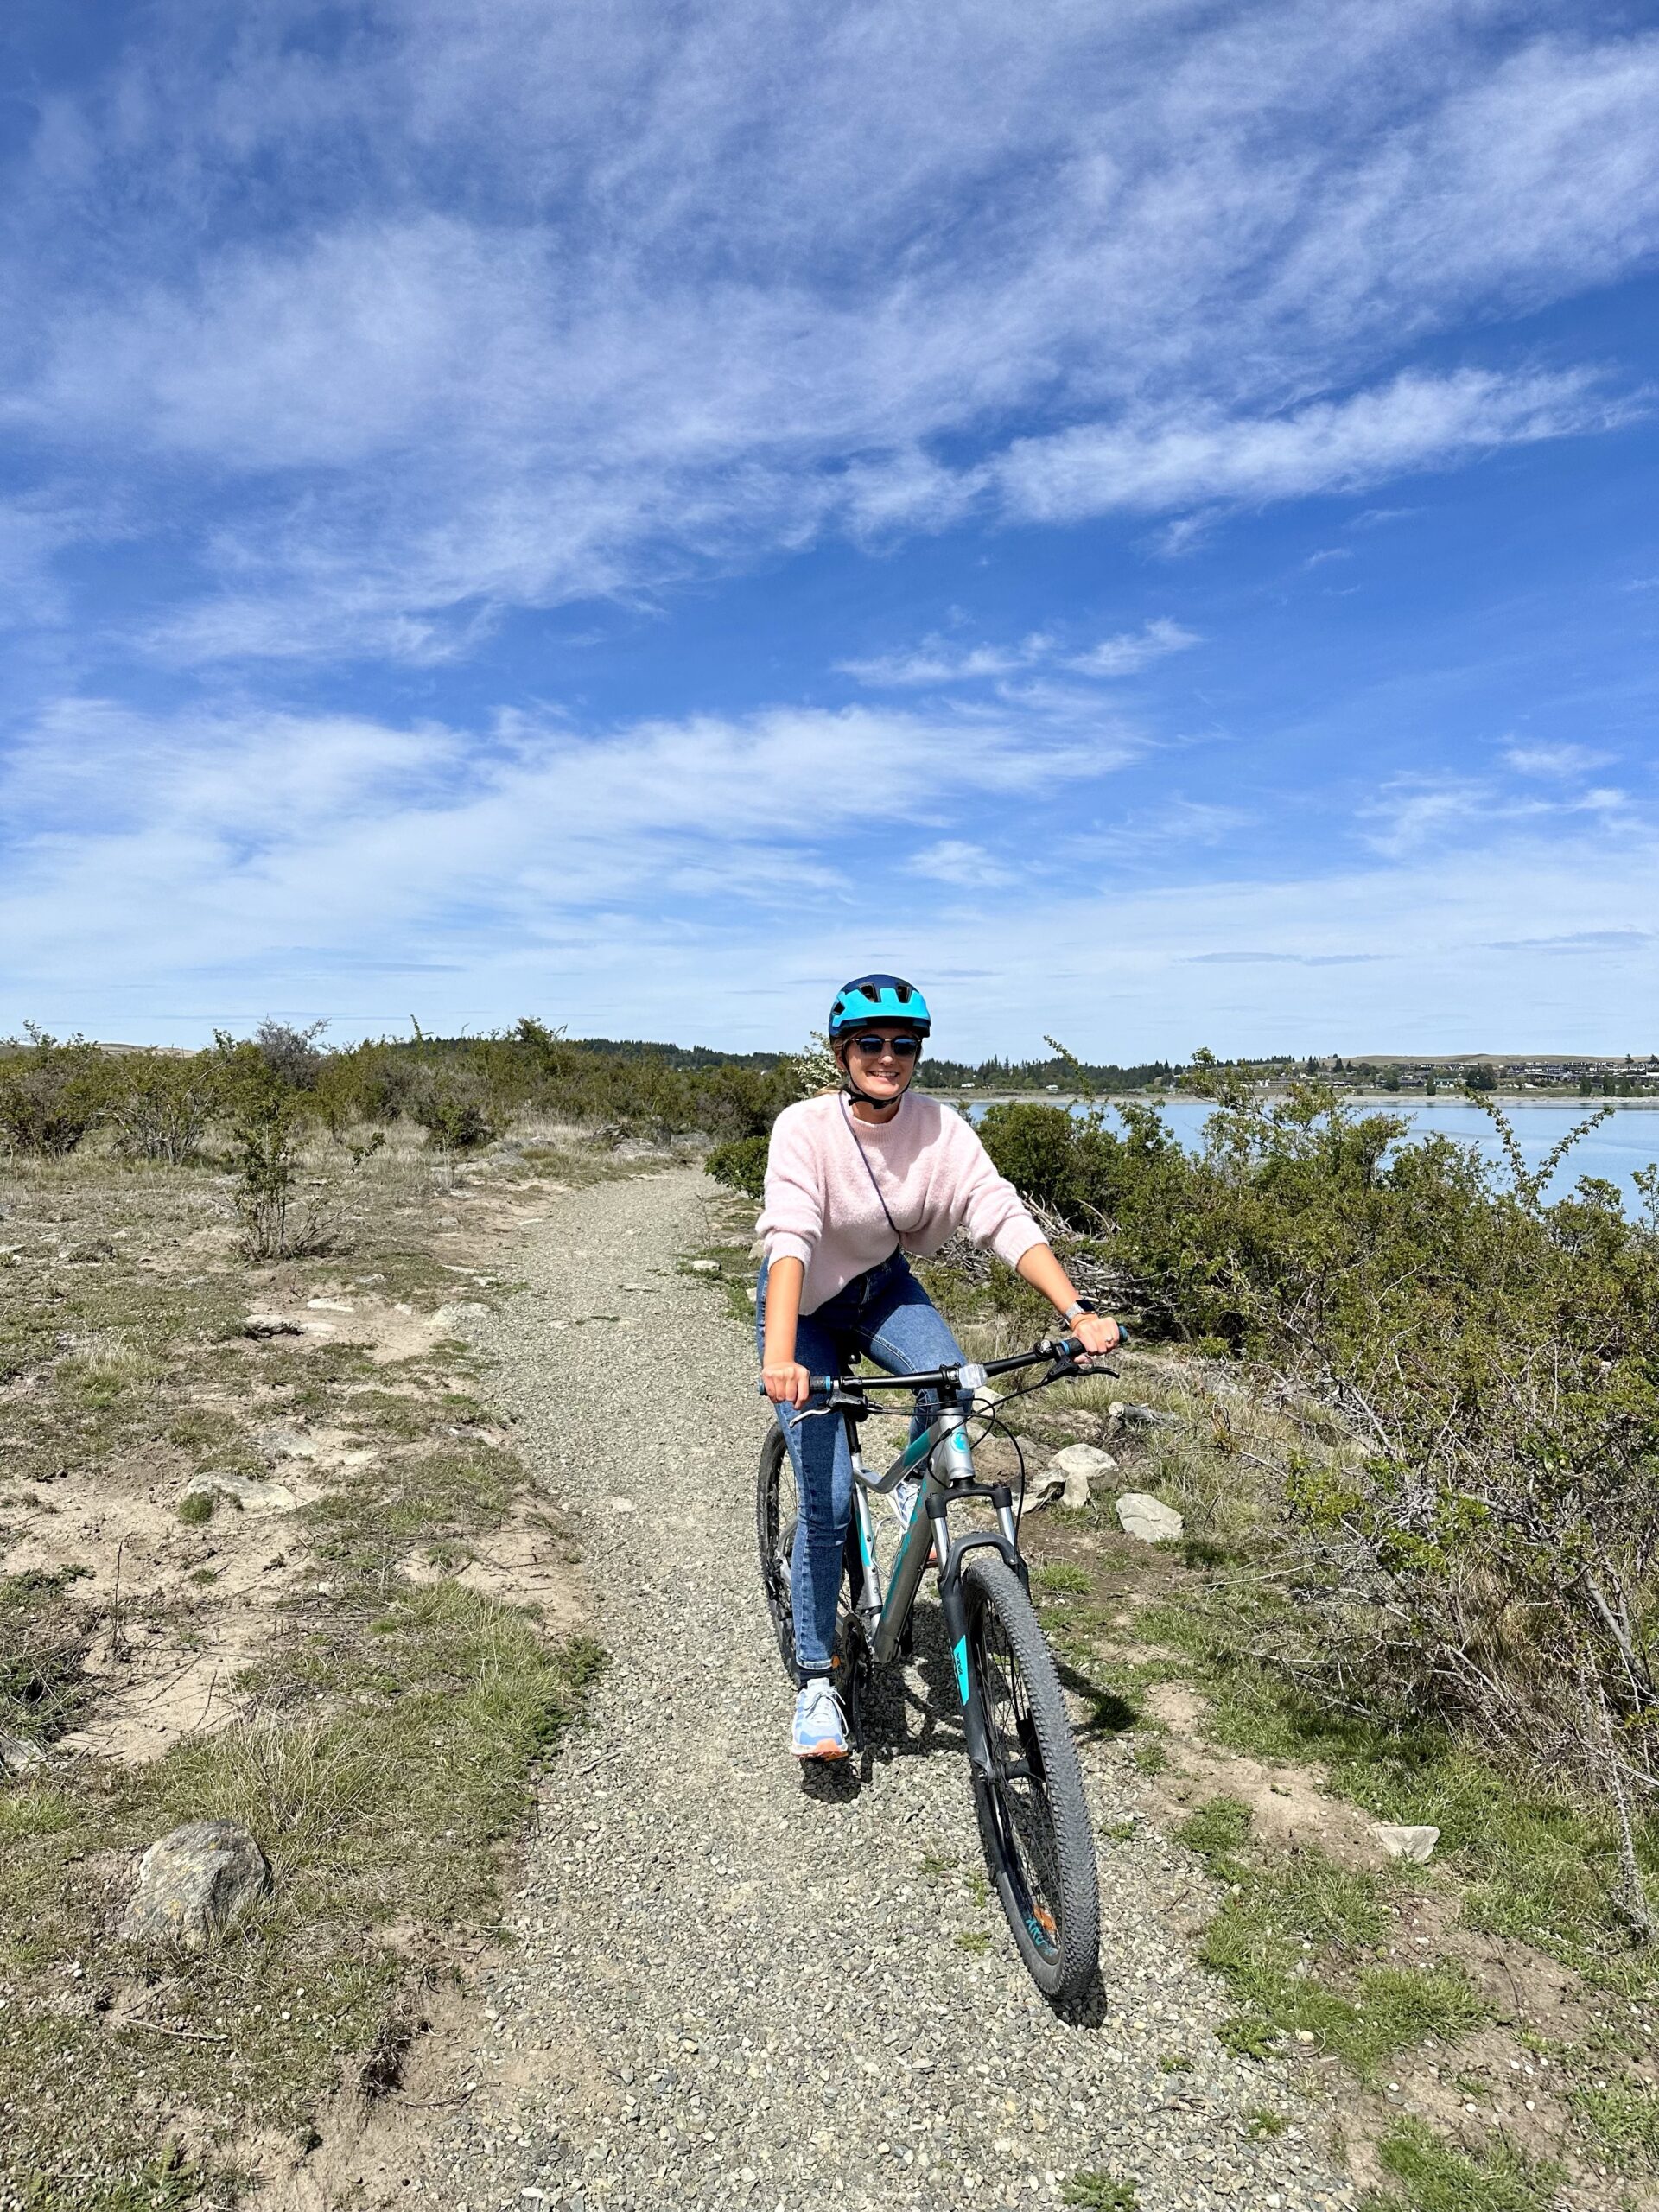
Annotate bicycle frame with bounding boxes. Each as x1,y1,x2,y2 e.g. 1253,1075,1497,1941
841,1377,1024,1779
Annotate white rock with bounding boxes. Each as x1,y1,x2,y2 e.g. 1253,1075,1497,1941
435,1301,490,1326
306,1297,353,1313
1,1734,46,1779
181,1471,298,1517
1373,1822,1440,1864
971,1384,1004,1416
688,1259,720,1273
1115,1491,1185,1543
256,1426,320,1463
244,1313,302,1338
1031,1442,1116,1510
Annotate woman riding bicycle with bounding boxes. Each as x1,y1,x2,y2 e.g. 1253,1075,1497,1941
757,973,1121,1761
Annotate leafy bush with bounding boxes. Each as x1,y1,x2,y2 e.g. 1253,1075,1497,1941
255,1017,329,1088
706,1134,768,1199
403,1063,495,1154
974,1062,1659,1911
0,1027,108,1158
105,1051,225,1165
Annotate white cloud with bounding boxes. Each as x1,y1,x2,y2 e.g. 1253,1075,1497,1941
842,618,1195,688
1066,620,1199,677
4,689,1656,1057
1,7,1655,657
1503,740,1613,777
911,840,1015,886
837,635,1050,687
988,368,1635,526
1363,768,1638,856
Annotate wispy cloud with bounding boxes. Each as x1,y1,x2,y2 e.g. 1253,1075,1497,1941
841,618,1197,688
987,368,1637,529
1363,768,1639,856
911,840,1015,887
1503,740,1613,778
1066,620,1200,677
1,10,1655,658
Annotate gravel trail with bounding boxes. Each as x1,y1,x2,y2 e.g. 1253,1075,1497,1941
408,1168,1357,2212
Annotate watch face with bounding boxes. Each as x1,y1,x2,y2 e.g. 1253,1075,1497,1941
1072,1299,1097,1315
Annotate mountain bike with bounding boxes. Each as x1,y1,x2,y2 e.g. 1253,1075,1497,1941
755,1335,1113,2005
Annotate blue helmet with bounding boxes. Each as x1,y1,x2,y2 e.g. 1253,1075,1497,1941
828,973,932,1039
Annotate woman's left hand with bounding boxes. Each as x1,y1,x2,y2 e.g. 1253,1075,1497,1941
1068,1311,1121,1358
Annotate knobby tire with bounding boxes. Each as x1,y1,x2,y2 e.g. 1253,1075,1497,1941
963,1550,1100,2003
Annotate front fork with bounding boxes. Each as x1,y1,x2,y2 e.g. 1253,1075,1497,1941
848,1411,1023,1782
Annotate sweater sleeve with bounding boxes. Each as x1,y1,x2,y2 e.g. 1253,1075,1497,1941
757,1106,823,1269
948,1116,1047,1269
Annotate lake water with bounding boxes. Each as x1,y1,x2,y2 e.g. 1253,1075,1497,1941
969,1096,1659,1207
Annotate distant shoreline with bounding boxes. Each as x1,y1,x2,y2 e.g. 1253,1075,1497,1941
929,1090,1659,1109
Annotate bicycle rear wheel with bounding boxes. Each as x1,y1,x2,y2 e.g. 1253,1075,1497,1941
755,1423,799,1679
963,1551,1100,2002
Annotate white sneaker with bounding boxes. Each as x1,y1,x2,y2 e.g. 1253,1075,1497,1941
891,1473,923,1531
791,1679,849,1761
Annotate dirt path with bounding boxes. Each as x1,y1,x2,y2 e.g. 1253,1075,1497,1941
374,1168,1357,2212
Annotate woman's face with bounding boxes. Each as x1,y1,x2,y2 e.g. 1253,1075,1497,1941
841,1022,922,1105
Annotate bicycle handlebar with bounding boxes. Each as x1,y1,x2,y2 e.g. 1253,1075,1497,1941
803,1325,1129,1401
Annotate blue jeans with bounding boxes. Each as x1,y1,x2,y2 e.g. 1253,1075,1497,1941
756,1251,963,1676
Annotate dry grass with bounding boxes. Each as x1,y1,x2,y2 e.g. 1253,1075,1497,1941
0,1116,657,2205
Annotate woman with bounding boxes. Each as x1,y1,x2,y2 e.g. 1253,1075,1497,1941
757,972,1121,1761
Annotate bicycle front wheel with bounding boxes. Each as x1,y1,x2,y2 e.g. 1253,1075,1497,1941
963,1551,1100,2003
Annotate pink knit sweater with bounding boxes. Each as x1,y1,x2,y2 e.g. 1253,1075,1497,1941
759,1091,1046,1313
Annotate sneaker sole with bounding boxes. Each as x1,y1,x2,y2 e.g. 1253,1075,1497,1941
793,1740,849,1762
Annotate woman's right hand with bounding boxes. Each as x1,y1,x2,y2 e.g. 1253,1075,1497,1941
763,1357,813,1408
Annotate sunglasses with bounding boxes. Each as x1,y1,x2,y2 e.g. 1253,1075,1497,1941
851,1034,921,1059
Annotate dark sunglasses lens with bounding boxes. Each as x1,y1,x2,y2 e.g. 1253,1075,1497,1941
855,1035,918,1058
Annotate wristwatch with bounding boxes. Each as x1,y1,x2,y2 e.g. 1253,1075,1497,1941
1062,1298,1097,1322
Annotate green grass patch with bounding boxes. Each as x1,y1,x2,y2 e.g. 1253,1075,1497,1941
1360,2118,1561,2212
0,1586,600,2196
1061,2175,1139,2211
1137,1589,1659,1998
1033,1562,1094,1598
1176,1797,1486,2079
1570,2078,1659,2173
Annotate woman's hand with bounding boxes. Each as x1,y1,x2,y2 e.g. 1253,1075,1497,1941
763,1357,813,1408
1069,1311,1121,1359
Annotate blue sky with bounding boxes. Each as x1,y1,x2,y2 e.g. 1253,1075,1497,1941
3,0,1657,1062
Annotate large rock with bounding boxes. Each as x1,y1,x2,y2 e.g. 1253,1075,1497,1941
1115,1491,1185,1543
180,1471,297,1517
122,1821,270,1948
244,1313,302,1338
1373,1822,1440,1864
1034,1441,1118,1511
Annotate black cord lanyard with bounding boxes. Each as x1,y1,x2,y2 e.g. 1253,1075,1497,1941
840,1093,911,1252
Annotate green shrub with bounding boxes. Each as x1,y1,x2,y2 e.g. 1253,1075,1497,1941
706,1134,768,1199
105,1051,225,1165
0,1027,108,1157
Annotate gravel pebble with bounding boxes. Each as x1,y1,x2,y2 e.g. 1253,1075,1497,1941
405,1171,1357,2212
